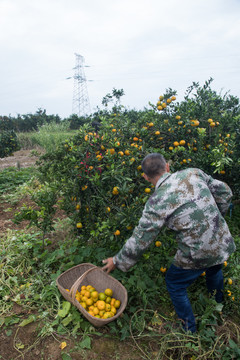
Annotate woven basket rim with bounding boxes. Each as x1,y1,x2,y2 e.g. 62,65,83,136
56,263,96,286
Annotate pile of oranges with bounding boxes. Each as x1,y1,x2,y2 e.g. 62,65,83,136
66,285,121,319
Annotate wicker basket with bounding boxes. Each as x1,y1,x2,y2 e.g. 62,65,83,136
56,263,96,303
56,263,128,327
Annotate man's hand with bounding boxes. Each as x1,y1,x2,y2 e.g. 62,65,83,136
102,257,116,273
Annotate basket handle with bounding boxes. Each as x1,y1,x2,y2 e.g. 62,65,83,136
70,266,101,302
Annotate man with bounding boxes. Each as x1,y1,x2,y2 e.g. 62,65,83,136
102,153,236,333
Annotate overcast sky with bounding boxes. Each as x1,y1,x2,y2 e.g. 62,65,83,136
1,0,240,119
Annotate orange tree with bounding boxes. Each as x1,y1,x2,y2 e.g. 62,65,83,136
26,81,239,335
37,80,240,251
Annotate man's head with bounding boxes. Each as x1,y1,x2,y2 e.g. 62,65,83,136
91,121,101,133
141,153,169,184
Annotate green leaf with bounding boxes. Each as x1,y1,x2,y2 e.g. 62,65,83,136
58,301,71,318
61,354,72,360
19,315,36,327
0,317,4,327
61,314,73,326
79,335,91,349
215,303,223,312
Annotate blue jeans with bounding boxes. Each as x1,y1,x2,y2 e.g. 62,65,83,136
165,263,224,333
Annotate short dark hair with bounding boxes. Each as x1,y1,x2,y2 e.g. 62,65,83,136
91,121,101,132
141,153,166,178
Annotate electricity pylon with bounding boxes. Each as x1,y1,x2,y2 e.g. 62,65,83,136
72,53,91,116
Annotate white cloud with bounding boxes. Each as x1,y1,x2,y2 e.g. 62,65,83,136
0,0,239,117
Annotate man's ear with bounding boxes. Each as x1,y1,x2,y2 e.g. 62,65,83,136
166,163,170,172
143,173,151,182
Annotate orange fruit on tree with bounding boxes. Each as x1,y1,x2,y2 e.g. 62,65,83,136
125,150,130,156
76,222,83,229
175,115,181,120
145,188,151,193
112,186,119,195
191,120,199,126
114,230,120,236
159,95,164,100
155,241,162,247
179,140,186,146
173,141,179,147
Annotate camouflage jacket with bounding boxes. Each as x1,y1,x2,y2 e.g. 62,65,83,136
113,168,236,271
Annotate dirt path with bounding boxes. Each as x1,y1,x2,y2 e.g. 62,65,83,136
0,149,41,170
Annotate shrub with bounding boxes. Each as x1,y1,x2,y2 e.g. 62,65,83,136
0,130,20,158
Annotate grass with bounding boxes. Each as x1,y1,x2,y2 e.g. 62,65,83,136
17,121,77,152
0,167,36,196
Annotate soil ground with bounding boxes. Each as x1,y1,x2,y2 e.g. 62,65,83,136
0,150,146,360
0,149,40,170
